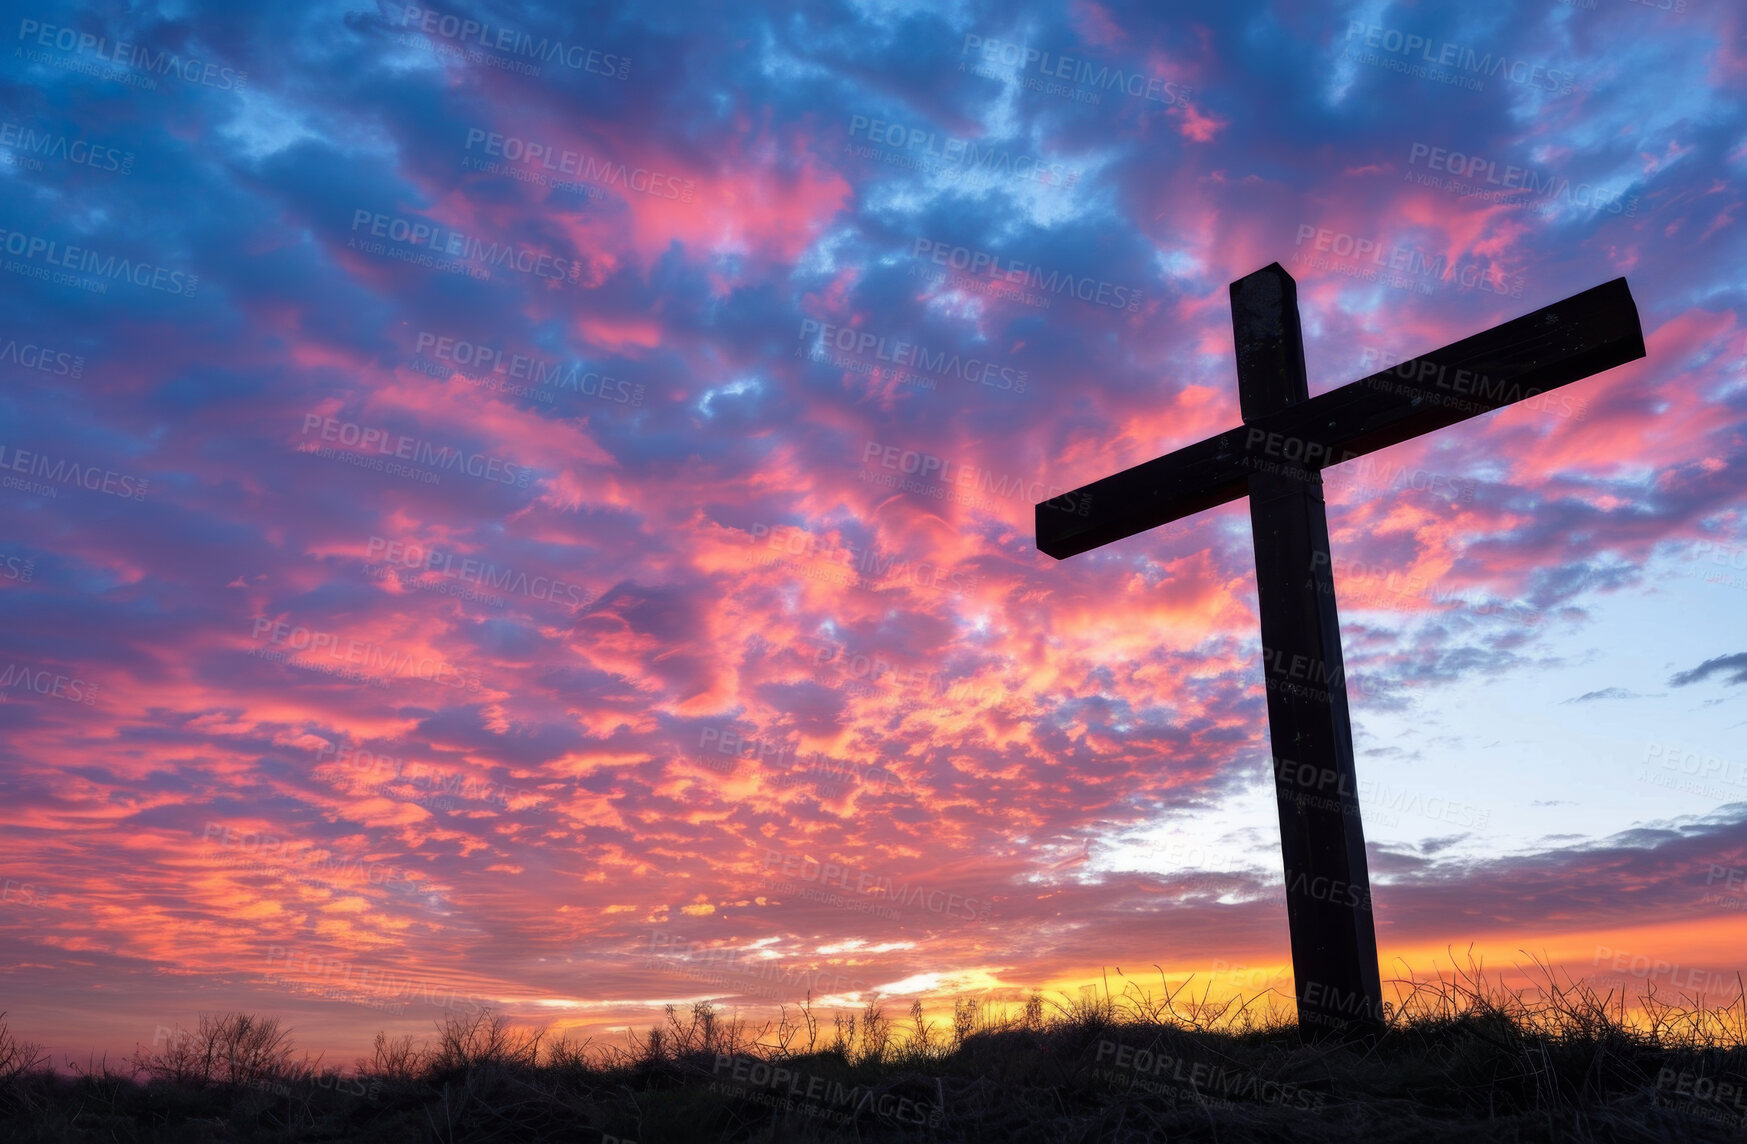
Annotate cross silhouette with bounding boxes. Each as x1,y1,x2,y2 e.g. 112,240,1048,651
1036,264,1645,1039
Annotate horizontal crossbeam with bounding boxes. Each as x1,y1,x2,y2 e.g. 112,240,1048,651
1037,277,1644,559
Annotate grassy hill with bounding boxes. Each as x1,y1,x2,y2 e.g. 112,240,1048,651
3,957,1744,1142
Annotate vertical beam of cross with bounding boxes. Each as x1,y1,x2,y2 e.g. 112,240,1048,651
1232,265,1383,1039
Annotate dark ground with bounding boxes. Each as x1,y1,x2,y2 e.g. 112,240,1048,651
3,960,1743,1142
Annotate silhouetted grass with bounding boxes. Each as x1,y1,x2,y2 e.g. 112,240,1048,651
3,952,1744,1142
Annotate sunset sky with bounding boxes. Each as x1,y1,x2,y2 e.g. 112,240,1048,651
2,0,1744,1066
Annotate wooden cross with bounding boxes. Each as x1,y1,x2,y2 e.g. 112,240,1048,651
1036,264,1645,1039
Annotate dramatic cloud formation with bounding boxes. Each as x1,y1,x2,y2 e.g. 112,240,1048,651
0,0,1742,1063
